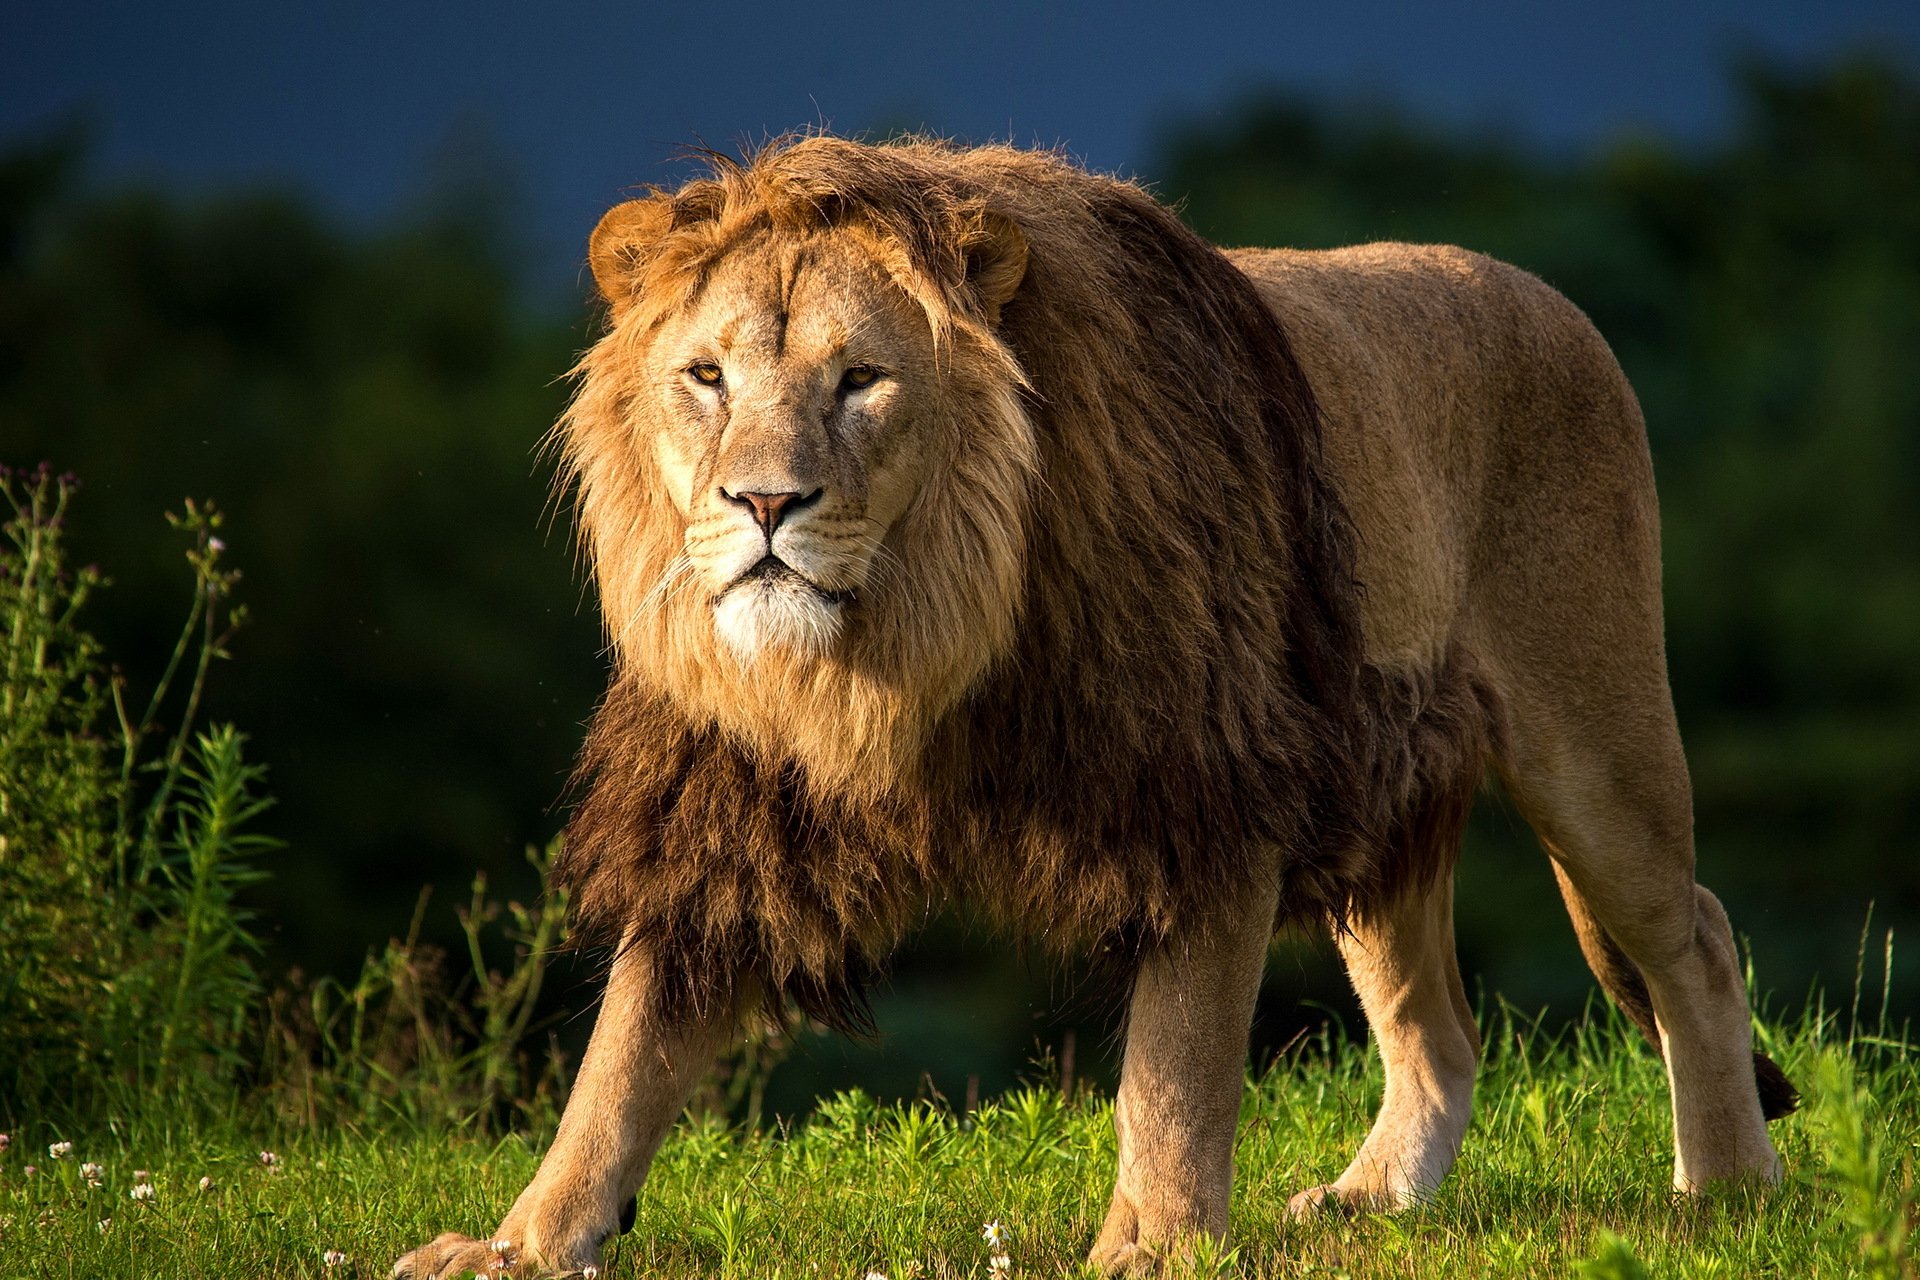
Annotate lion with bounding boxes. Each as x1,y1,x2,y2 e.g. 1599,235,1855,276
394,136,1795,1279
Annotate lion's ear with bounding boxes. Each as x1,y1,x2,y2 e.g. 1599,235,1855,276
962,211,1028,325
589,196,679,311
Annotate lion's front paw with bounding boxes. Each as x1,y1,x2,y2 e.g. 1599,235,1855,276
390,1230,595,1280
1086,1238,1162,1277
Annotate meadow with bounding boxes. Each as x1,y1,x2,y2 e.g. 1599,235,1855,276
1,1007,1913,1278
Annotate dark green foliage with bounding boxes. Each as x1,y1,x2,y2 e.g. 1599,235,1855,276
0,58,1915,1110
257,839,571,1133
0,467,122,1096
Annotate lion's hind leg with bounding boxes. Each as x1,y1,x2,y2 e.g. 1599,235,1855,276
1287,872,1479,1217
1550,860,1800,1123
1504,728,1788,1191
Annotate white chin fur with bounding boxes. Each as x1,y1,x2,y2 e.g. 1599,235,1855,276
713,581,844,663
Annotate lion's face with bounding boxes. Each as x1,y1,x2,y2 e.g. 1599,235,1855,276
568,170,1037,787
644,231,940,664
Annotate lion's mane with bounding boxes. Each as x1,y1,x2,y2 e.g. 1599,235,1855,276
554,138,1489,1030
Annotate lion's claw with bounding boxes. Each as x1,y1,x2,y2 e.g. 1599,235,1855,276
392,1232,507,1279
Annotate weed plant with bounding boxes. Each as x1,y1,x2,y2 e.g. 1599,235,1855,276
0,464,269,1120
0,466,571,1134
256,839,571,1134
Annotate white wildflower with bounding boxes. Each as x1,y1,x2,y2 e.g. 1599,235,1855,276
989,1254,1012,1276
129,1182,155,1201
199,1175,214,1192
80,1161,104,1188
21,1165,35,1178
0,1132,10,1153
97,1218,111,1233
581,1267,599,1280
48,1141,72,1160
981,1221,1008,1249
324,1249,348,1267
257,1150,281,1170
132,1169,151,1183
865,1272,889,1280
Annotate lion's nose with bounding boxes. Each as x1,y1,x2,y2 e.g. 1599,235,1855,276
721,487,821,537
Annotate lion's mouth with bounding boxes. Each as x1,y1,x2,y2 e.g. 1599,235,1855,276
721,556,857,607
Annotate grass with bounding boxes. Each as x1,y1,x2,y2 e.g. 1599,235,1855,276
2,1010,1912,1279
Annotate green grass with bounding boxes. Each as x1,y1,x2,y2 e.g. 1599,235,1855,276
2,1013,1913,1279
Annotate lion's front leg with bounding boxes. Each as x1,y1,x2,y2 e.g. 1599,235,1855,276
1284,873,1478,1217
392,943,738,1280
1088,880,1277,1277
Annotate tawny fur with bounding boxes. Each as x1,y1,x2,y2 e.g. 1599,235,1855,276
554,138,1491,1030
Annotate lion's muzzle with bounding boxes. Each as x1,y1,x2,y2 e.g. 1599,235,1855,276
711,555,851,663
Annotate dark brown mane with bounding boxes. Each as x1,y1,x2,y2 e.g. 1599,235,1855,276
555,137,1480,1032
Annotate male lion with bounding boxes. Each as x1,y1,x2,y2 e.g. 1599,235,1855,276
395,136,1795,1278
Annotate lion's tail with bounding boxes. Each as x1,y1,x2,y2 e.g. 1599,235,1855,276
1552,865,1799,1122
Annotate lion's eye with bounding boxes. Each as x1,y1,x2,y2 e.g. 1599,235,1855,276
687,362,724,387
840,364,882,392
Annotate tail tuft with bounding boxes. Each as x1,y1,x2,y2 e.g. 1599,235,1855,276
1753,1051,1800,1121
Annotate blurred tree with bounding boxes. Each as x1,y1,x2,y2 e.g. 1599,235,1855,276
1,57,1914,1110
0,139,604,977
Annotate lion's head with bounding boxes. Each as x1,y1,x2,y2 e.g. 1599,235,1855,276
559,141,1042,790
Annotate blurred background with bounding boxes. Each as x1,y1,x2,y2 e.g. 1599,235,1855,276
5,1,1917,1118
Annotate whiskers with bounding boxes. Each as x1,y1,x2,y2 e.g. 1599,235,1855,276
833,526,909,610
616,552,699,651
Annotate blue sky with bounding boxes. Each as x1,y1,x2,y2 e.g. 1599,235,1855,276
8,0,1917,290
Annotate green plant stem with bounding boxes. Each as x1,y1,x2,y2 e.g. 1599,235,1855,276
136,578,219,866
118,569,207,876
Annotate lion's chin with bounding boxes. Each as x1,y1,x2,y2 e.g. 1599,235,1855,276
712,579,846,665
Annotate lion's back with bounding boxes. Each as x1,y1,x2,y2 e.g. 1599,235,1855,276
1231,243,1661,680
